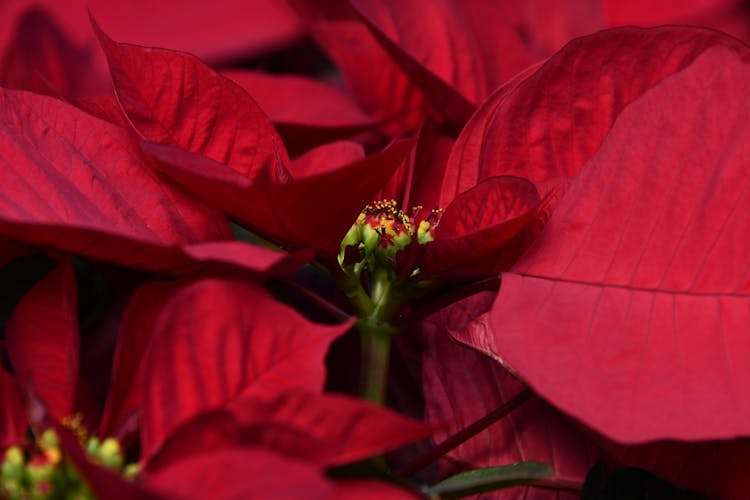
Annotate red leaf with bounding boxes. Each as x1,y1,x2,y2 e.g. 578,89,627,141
485,42,750,442
94,22,289,181
87,0,302,63
422,293,600,498
423,176,541,276
224,70,374,129
225,70,377,153
423,295,750,498
1,368,27,450
348,0,477,126
6,258,79,420
146,448,333,500
141,279,352,461
289,140,365,179
288,0,430,136
98,281,179,440
142,139,413,254
148,390,432,470
376,120,455,211
444,26,750,202
0,8,107,99
603,0,737,26
0,88,250,274
0,1,301,69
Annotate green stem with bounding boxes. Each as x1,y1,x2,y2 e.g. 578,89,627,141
358,319,393,405
337,272,373,317
357,268,402,405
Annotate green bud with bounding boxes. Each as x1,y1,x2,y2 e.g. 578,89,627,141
2,447,25,483
38,429,59,452
3,446,24,466
96,439,123,470
123,463,140,481
85,437,100,457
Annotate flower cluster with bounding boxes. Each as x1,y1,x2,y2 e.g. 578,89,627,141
2,1,750,499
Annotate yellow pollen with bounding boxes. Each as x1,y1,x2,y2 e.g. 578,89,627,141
61,413,88,446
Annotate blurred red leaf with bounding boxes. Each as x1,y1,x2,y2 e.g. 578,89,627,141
0,1,301,68
5,258,79,420
98,281,179,440
0,8,107,98
0,368,27,450
288,0,430,136
225,70,374,129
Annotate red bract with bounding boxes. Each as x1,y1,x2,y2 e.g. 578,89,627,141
0,86,310,276
292,0,750,139
287,0,432,136
407,23,750,499
0,1,301,69
129,278,427,497
93,21,289,180
444,26,749,194
5,258,79,421
224,70,377,154
423,293,750,499
486,42,750,442
138,278,353,461
0,8,107,99
98,282,180,441
94,26,413,255
147,390,432,469
422,293,600,499
0,368,26,451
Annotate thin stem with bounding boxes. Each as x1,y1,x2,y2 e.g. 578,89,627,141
358,319,393,405
337,272,373,317
395,388,533,477
356,267,402,405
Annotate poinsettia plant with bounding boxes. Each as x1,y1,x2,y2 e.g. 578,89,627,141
2,1,750,499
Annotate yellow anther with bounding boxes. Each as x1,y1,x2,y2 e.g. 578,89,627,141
61,413,88,445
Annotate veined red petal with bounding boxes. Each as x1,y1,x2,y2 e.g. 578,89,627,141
94,21,289,181
486,42,750,442
0,87,244,274
422,293,599,499
445,26,750,202
142,139,413,254
147,390,432,470
140,278,353,462
424,176,541,276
